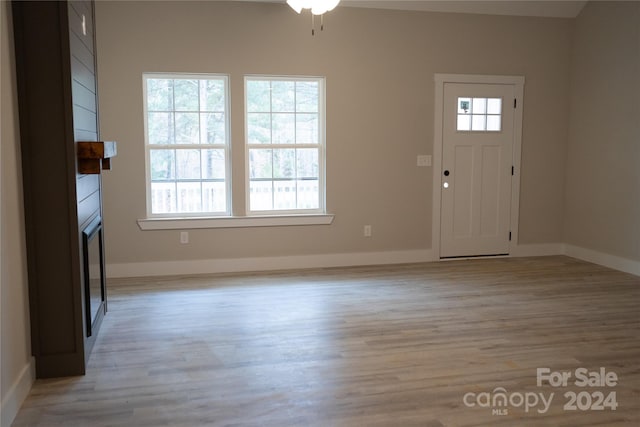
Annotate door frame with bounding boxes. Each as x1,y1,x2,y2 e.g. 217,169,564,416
432,74,525,259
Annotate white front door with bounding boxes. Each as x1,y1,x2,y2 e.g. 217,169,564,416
440,83,515,258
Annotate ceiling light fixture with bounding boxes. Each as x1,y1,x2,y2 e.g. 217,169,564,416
287,0,340,35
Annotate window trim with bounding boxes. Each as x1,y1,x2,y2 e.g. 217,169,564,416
244,75,327,216
138,73,333,230
137,214,335,230
142,72,232,218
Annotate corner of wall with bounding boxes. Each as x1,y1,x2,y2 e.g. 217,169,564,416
562,1,640,261
564,245,640,277
1,0,35,424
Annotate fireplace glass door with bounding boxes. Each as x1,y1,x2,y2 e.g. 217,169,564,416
82,216,106,337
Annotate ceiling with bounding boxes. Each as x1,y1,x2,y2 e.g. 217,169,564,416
239,1,588,18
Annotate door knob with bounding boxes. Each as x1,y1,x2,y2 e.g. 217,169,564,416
444,170,450,176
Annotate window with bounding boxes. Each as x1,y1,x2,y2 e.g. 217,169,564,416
141,73,329,226
457,97,502,132
143,74,230,216
246,76,325,213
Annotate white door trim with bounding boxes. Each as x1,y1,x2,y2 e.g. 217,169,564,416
432,74,525,259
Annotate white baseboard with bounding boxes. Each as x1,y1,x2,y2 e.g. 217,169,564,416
564,244,640,277
1,358,35,427
106,244,639,279
107,249,436,278
511,243,565,257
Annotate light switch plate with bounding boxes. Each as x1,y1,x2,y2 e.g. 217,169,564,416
417,155,432,167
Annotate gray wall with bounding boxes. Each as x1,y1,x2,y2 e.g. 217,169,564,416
96,1,572,267
564,1,640,261
1,1,32,424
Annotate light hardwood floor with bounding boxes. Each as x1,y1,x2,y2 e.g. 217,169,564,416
12,256,640,426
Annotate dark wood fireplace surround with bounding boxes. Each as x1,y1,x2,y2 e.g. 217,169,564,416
12,0,115,378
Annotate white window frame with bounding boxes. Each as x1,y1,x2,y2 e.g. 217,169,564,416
244,75,327,216
142,73,231,218
137,73,334,230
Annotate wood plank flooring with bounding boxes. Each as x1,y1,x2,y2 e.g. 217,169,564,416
11,256,640,426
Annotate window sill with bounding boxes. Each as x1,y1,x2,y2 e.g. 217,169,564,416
137,214,335,230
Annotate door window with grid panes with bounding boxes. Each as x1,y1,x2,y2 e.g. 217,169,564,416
456,97,502,132
144,74,230,216
245,77,325,213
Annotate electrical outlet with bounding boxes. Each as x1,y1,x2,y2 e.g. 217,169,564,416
180,231,189,244
364,225,372,237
